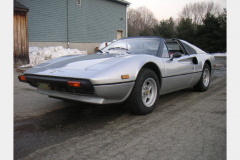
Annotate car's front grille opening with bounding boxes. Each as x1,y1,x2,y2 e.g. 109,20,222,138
49,84,94,95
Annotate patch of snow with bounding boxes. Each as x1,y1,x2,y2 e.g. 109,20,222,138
212,53,227,57
21,46,87,67
29,47,40,53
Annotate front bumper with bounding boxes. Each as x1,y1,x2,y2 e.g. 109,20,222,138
37,82,135,104
20,74,135,104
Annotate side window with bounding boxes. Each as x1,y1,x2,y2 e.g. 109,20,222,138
181,42,197,54
166,41,184,55
181,40,206,54
162,43,169,58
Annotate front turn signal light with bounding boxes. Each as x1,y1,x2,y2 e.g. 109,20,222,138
67,81,81,87
121,75,129,79
19,75,27,81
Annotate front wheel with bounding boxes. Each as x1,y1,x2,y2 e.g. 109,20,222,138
128,68,160,115
193,63,211,92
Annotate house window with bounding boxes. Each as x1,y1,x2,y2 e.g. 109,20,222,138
77,0,81,5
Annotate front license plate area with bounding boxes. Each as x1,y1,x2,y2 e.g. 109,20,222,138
37,83,51,90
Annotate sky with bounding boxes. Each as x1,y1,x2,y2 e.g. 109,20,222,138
127,0,227,21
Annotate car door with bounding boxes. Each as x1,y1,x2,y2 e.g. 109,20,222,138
160,42,195,94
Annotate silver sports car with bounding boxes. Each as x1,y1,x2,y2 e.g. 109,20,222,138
19,37,216,115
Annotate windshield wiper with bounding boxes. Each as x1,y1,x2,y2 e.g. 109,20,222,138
97,50,103,53
96,49,110,54
108,47,130,54
108,47,128,50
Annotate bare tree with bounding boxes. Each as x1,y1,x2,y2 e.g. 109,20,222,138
179,1,222,25
136,6,158,28
127,6,157,36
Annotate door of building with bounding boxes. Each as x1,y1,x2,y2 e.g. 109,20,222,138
117,30,124,39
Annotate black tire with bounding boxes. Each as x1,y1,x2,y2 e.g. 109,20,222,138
128,68,160,115
193,63,211,92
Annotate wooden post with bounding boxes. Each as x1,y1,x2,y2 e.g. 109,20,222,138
14,11,29,64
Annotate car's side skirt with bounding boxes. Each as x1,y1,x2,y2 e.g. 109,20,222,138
160,72,202,95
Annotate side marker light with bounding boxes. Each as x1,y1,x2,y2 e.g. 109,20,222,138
121,75,129,79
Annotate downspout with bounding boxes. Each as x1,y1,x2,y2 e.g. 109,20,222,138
126,5,128,38
67,0,69,48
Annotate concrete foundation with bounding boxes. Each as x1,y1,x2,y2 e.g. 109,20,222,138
29,42,101,54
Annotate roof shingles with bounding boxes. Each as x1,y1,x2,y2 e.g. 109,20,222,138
14,0,29,12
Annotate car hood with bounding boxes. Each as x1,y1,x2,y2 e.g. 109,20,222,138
24,54,133,79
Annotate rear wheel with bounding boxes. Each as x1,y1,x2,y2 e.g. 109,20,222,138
194,63,211,92
128,68,159,115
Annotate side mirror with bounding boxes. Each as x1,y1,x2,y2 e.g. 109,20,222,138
170,52,182,60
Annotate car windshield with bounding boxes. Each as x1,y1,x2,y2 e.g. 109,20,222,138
101,38,161,56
